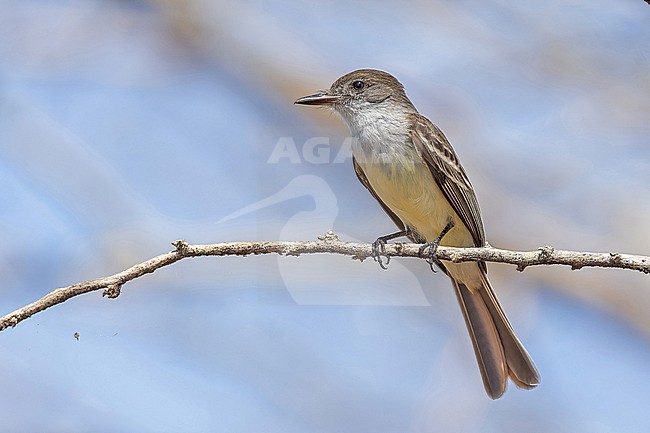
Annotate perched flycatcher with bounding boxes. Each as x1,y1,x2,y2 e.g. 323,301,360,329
295,69,540,399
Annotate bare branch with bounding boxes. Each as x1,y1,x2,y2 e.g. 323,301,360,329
1,232,648,332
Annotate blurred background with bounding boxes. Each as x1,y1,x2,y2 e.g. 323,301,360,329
1,0,649,431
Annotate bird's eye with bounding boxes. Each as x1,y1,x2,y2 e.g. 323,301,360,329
352,80,365,90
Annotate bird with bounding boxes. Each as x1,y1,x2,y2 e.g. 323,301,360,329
294,69,540,399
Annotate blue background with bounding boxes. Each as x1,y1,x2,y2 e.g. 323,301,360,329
1,1,649,432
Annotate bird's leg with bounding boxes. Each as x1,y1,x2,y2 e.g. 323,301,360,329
371,228,410,270
418,220,455,273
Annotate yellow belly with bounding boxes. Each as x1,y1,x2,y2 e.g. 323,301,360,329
362,158,484,287
360,158,475,248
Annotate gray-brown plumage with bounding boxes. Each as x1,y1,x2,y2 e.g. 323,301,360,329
296,69,540,398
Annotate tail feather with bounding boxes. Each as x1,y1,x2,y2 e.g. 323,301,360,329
453,276,540,399
478,273,540,389
453,280,507,399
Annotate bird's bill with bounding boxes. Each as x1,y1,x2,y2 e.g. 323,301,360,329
294,91,339,106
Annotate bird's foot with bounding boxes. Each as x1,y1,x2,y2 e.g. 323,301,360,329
418,220,455,273
371,237,391,270
418,240,443,273
371,229,410,270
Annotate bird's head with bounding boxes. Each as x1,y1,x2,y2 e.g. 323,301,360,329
294,69,416,127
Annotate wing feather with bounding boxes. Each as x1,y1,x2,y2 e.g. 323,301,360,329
409,113,486,248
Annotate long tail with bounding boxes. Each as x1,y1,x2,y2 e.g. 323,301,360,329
452,274,540,399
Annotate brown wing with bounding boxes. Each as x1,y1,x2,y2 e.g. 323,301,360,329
352,156,406,232
409,113,486,247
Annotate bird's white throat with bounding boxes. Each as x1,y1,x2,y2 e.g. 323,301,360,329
335,102,415,164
